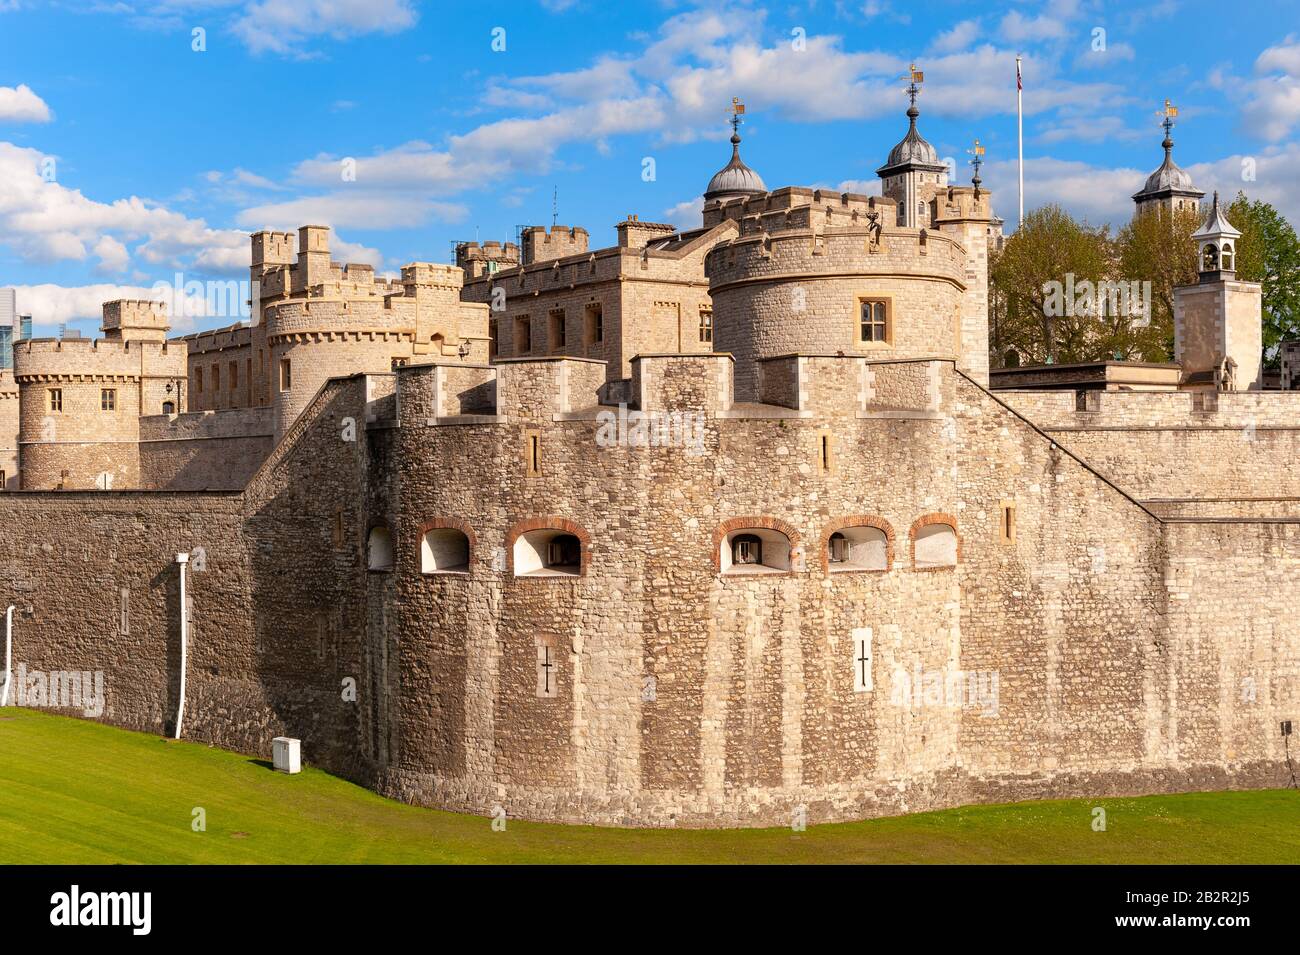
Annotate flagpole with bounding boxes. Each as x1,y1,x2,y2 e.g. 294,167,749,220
1016,55,1024,230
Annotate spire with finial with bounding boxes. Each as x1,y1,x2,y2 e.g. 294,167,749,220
1191,189,1242,277
704,97,767,202
905,63,922,125
1160,98,1177,157
968,138,985,199
1133,99,1203,212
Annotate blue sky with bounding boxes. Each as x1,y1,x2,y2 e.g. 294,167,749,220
0,0,1297,336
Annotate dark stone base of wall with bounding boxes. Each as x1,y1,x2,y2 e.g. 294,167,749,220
375,761,1291,829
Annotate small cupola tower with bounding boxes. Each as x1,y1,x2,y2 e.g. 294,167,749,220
1190,190,1242,280
1174,192,1262,392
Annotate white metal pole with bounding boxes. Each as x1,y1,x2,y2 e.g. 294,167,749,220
1017,55,1025,230
2,604,13,707
174,553,189,739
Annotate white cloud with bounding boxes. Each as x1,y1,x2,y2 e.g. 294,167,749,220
981,156,1145,227
0,141,248,275
14,283,172,329
1242,36,1300,141
836,179,882,196
663,196,703,230
0,84,52,123
999,0,1081,44
230,0,418,56
237,192,467,230
1186,144,1300,225
931,19,980,55
95,0,418,56
93,235,130,273
1074,42,1136,70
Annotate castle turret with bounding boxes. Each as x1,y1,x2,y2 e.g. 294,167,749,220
706,189,965,401
102,299,170,343
1174,193,1261,391
1133,101,1204,217
15,300,187,489
455,240,521,280
521,226,588,265
877,66,949,229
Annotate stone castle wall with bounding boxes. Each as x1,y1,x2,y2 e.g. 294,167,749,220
0,357,1295,827
1000,389,1300,502
0,370,17,490
139,407,275,490
366,355,1298,826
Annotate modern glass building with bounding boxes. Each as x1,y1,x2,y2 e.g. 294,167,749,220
0,288,29,371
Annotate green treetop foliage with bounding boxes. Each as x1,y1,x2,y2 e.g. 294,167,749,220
989,195,1300,370
989,205,1112,365
1226,191,1300,364
1115,204,1200,359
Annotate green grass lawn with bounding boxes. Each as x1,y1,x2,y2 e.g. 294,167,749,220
1,708,1297,864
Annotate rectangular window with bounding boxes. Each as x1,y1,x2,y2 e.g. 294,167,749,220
101,388,116,412
489,319,499,358
279,358,291,391
525,428,541,477
195,367,204,393
699,309,713,344
229,361,238,391
584,303,603,346
859,299,889,343
818,429,834,473
0,470,6,490
999,500,1017,545
514,316,532,354
212,364,220,392
48,388,62,413
549,309,566,352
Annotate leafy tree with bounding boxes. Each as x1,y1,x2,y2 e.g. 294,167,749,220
1225,191,1300,365
988,205,1113,365
1114,203,1200,360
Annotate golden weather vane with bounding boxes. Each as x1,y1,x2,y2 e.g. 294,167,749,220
727,97,746,136
1157,98,1179,137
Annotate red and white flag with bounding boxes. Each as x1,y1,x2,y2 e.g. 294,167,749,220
1016,59,1023,91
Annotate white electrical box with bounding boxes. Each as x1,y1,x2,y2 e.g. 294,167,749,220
272,736,301,774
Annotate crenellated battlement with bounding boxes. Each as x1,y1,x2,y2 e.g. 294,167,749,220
393,352,959,425
521,224,589,265
704,186,894,230
931,185,994,224
456,239,522,279
705,224,967,291
176,321,254,356
102,298,170,343
251,230,296,269
14,335,188,380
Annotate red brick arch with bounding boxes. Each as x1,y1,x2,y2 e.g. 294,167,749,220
505,516,591,577
712,516,802,573
415,517,478,570
908,512,961,570
820,515,896,574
